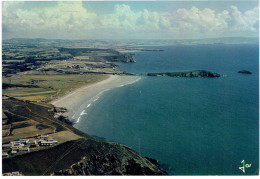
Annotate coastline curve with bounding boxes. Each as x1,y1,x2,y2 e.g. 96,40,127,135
51,75,142,123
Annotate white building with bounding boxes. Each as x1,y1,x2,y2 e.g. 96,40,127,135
2,143,12,149
3,173,12,176
26,139,37,145
39,141,54,146
2,152,8,158
11,146,20,151
20,139,29,144
11,172,20,176
3,171,20,176
19,148,30,152
40,135,48,140
46,139,58,144
11,141,22,146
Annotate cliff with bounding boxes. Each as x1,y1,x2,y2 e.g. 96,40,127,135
3,138,166,175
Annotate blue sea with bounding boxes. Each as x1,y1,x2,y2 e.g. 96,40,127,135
74,44,259,175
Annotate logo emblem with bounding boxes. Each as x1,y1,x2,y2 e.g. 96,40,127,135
239,160,251,173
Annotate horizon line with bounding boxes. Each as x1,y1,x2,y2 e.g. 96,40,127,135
2,36,259,41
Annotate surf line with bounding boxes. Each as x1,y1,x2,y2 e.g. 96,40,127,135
74,88,111,124
74,76,142,124
116,76,142,88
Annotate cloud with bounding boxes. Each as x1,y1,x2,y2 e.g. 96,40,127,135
2,2,259,39
173,6,232,37
2,1,98,38
229,6,259,32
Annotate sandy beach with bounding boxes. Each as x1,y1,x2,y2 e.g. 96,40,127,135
51,75,141,123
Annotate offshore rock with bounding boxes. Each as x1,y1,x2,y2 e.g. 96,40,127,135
238,70,252,74
147,70,220,78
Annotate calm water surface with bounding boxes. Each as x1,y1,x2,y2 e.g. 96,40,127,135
74,44,259,175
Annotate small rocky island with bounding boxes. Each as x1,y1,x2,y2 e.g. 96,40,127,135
238,70,252,74
147,70,220,78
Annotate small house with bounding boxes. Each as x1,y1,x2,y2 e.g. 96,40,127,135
3,173,12,176
26,140,37,145
11,171,20,176
19,148,29,152
39,141,53,146
20,139,29,144
2,143,12,149
11,150,17,154
2,152,8,158
40,135,48,140
37,139,45,144
11,141,21,146
11,146,19,151
47,139,58,144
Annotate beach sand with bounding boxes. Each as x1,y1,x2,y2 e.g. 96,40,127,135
51,75,141,123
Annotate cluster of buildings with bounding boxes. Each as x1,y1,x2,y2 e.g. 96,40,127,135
2,135,58,158
2,171,21,176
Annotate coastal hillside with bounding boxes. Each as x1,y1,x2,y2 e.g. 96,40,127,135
3,138,166,175
2,97,167,175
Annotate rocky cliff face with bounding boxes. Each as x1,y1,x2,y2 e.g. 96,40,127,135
52,155,166,175
3,139,167,176
51,139,167,176
105,53,136,63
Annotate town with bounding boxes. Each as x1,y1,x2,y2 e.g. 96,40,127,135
2,134,58,176
2,134,58,158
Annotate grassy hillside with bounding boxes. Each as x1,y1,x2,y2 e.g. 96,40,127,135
2,97,84,144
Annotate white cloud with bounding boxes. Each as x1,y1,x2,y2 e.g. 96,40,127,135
2,2,259,39
3,1,98,38
172,6,233,37
229,5,259,32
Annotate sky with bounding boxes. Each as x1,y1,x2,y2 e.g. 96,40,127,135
2,0,259,40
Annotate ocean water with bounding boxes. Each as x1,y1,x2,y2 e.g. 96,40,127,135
74,44,259,175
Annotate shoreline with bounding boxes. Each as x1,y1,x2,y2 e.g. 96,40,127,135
51,74,142,123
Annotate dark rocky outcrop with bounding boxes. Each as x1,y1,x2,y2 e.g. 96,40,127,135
238,70,252,74
104,53,136,63
147,70,220,78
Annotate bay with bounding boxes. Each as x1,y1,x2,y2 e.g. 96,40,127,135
74,44,259,175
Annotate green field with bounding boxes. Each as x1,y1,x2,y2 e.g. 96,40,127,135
3,74,108,102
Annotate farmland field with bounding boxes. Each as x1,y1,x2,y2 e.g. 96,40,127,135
2,74,108,102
